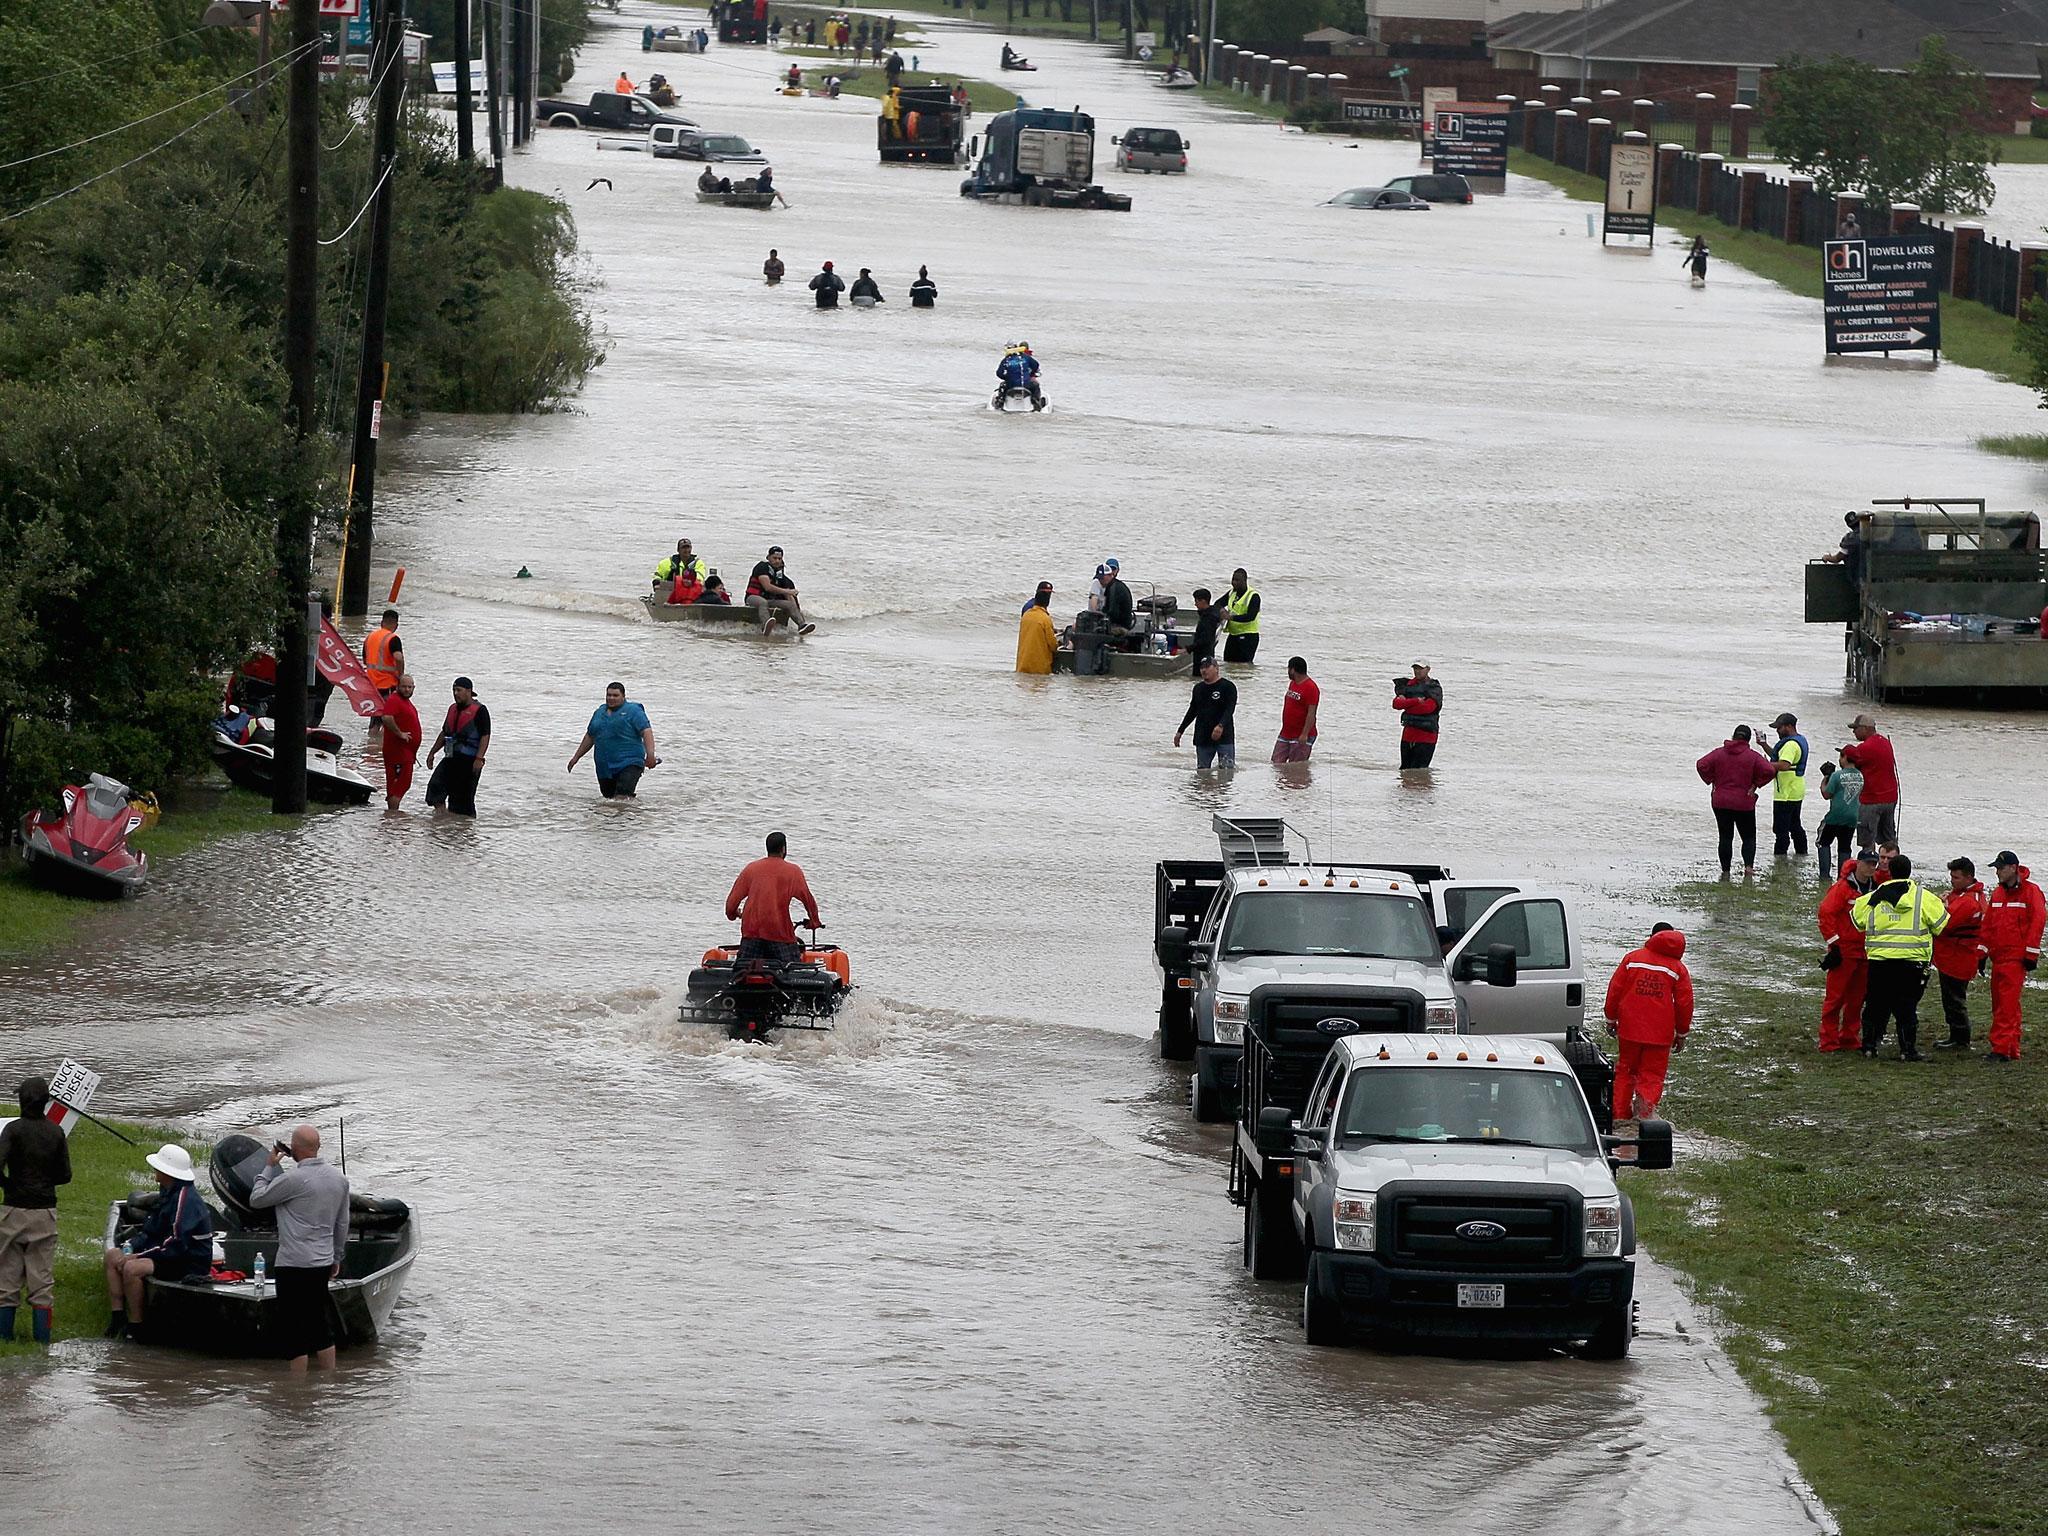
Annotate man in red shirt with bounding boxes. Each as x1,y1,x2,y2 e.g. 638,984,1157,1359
1271,656,1319,763
1839,712,1898,851
1603,924,1693,1123
377,674,422,812
1981,851,2046,1062
1391,661,1442,769
1931,855,1989,1049
724,831,823,964
1817,850,1876,1050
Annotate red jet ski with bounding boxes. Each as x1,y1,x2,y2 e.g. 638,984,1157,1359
19,774,149,898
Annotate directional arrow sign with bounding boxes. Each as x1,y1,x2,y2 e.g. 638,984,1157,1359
1821,237,1941,356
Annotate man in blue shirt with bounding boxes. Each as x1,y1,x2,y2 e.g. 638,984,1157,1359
566,682,658,798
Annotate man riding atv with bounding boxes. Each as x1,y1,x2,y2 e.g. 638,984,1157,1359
724,830,822,964
994,342,1044,411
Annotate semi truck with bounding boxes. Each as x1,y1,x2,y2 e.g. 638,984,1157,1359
959,107,1132,209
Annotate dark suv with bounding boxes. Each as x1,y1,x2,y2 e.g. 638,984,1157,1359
1384,173,1473,204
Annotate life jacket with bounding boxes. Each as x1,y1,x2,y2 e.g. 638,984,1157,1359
363,627,399,689
441,701,485,758
1225,586,1259,635
1772,733,1809,802
670,570,704,604
1396,678,1442,737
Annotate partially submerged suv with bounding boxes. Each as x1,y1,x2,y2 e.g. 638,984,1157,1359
1114,126,1188,173
1272,1034,1670,1356
1383,172,1473,204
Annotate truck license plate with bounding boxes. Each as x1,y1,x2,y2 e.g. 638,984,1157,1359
1457,1283,1505,1309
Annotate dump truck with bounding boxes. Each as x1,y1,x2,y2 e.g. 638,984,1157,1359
880,85,966,164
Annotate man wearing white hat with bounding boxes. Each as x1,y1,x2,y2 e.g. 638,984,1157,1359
103,1143,213,1338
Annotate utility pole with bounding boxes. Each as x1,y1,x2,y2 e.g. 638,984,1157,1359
1205,0,1216,80
454,0,474,161
275,0,320,815
1089,0,1098,43
1123,0,1134,60
341,0,405,618
482,0,505,180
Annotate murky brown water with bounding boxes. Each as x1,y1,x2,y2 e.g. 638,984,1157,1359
15,4,2048,1529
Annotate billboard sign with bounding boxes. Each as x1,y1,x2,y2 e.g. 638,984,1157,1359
1430,102,1509,184
1822,238,1941,355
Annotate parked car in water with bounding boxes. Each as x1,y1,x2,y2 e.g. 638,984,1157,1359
537,92,693,131
1326,186,1431,211
1113,126,1189,173
673,130,767,163
1383,171,1473,204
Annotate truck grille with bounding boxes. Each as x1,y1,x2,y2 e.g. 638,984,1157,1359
1389,1194,1570,1270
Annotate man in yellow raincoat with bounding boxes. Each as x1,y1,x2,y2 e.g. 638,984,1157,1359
1016,583,1057,673
882,86,903,138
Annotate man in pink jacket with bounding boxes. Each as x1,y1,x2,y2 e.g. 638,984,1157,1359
1696,725,1777,878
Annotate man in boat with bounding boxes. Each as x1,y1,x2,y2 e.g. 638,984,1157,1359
653,538,705,589
726,831,823,965
910,266,937,306
850,267,885,303
249,1125,351,1372
0,1076,70,1347
697,574,733,604
747,546,816,634
103,1144,212,1340
699,165,733,194
785,63,802,89
995,342,1042,409
379,674,422,812
809,260,845,308
567,681,659,799
754,165,788,206
1099,558,1136,645
615,71,634,94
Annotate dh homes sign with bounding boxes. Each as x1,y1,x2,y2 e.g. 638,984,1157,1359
1822,238,1942,356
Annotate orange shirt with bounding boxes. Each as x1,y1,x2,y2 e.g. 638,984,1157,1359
724,856,821,943
363,625,400,690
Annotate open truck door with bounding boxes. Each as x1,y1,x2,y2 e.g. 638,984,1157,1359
1444,891,1584,1043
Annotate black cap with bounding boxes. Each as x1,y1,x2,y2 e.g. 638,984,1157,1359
453,675,474,691
1994,850,2021,867
1772,712,1797,727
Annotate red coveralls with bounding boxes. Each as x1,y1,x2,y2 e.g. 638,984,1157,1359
1603,928,1693,1120
1817,865,1871,1051
1981,868,2046,1058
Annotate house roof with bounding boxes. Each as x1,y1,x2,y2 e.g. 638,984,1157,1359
1301,25,1369,42
1490,0,2045,76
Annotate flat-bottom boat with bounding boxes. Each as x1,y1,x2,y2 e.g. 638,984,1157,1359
696,188,777,209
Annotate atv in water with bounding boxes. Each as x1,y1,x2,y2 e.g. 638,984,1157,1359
682,935,852,1039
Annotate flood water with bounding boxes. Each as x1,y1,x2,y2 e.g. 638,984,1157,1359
10,4,2048,1530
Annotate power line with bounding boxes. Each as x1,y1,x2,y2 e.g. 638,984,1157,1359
0,24,218,96
319,157,396,246
325,37,410,151
0,97,243,226
0,36,320,173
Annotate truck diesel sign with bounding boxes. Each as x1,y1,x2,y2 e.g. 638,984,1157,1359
1822,238,1941,355
1342,100,1422,125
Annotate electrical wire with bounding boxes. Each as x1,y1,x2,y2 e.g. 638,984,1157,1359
0,97,243,226
318,158,395,246
324,37,410,151
0,35,320,173
0,24,219,96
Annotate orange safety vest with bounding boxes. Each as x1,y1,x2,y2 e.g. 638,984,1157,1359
364,626,399,690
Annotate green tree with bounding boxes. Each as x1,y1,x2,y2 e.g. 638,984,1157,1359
1770,36,1997,215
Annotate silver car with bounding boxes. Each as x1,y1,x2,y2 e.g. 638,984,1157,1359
1114,126,1188,173
1326,186,1430,211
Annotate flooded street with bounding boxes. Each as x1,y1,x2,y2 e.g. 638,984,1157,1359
10,5,2048,1529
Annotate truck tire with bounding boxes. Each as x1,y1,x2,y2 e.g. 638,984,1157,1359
1244,1182,1304,1281
1189,1067,1228,1123
549,114,581,128
1301,1252,1344,1346
1580,1298,1634,1360
1158,984,1194,1061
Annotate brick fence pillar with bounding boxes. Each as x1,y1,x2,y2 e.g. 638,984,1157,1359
1286,64,1306,108
1695,151,1722,214
1693,92,1715,153
1218,44,1238,85
1522,99,1544,150
1656,142,1682,205
1951,222,1982,300
1325,71,1347,100
1631,97,1654,134
1833,190,1863,238
1266,58,1288,103
1737,167,1764,230
1249,53,1268,94
2023,243,2048,308
1890,201,1920,235
1304,71,1325,100
1552,108,1577,162
1729,102,1752,159
1585,117,1609,177
1785,176,1812,243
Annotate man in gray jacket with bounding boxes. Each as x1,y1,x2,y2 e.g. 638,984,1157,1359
250,1124,350,1371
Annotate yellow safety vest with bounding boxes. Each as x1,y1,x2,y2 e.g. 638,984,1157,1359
654,554,705,582
1851,881,1949,964
1773,737,1808,803
1225,586,1259,636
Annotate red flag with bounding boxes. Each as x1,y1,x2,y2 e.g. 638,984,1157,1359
316,618,388,719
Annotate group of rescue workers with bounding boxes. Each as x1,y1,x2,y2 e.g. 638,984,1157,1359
650,537,815,635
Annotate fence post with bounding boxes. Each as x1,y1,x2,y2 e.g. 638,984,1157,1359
1266,58,1288,104
1552,108,1577,163
2023,243,2048,310
1570,94,1592,118
1729,102,1751,159
1249,53,1267,95
1599,88,1623,117
1631,97,1653,134
1693,92,1715,153
1522,98,1544,150
1736,167,1764,230
1695,151,1722,214
1325,71,1347,99
1286,64,1306,108
1585,116,1609,178
1305,70,1325,101
1950,222,1982,301
1218,44,1238,85
1656,142,1682,205
1785,176,1811,243
1889,202,1920,235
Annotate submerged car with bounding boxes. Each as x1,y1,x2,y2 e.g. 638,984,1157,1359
675,130,766,163
1114,126,1188,173
1327,186,1430,211
1383,172,1473,204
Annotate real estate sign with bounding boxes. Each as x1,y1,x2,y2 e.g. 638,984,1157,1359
1604,142,1656,242
1342,99,1423,126
1821,238,1941,356
1430,103,1509,186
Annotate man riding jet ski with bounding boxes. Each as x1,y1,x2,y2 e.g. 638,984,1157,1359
993,341,1045,411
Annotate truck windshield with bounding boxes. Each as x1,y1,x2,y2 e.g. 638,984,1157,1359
701,136,755,154
1338,1067,1597,1154
1218,892,1437,961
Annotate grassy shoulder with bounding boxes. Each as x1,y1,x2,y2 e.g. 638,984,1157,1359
0,783,282,957
785,61,1020,114
0,1119,212,1359
1508,150,2028,385
1634,876,2047,1536
1993,132,2048,165
1977,431,2048,459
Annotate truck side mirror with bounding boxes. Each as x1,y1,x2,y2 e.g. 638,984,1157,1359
1634,1118,1673,1170
1111,135,1121,144
1257,1106,1293,1154
1484,943,1518,989
1155,925,1191,969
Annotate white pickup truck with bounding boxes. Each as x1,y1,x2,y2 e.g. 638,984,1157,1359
1154,818,1591,1123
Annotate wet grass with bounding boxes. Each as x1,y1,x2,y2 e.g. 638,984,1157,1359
1977,432,2048,460
1507,150,2030,387
780,63,1020,115
0,1120,211,1360
0,783,283,957
1632,868,2048,1536
1992,133,2048,166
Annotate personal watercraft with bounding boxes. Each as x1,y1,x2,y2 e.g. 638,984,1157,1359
19,774,149,897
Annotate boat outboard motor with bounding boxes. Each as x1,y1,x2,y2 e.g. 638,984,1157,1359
1072,609,1109,676
210,1134,272,1230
